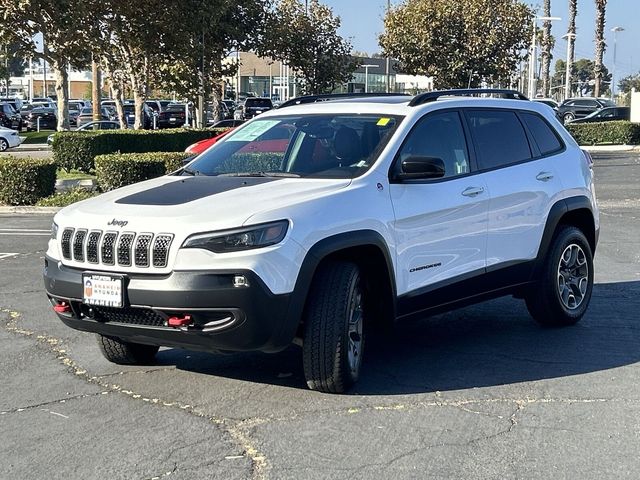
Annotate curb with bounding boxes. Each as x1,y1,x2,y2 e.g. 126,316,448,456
0,206,61,215
582,145,640,152
14,143,51,152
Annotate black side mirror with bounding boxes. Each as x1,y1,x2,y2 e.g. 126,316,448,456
393,155,446,181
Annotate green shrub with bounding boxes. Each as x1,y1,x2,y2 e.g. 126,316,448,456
567,121,640,145
53,128,228,173
36,188,99,207
95,152,192,192
0,157,57,205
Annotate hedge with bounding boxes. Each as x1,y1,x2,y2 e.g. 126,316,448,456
36,188,98,207
95,152,192,192
0,157,57,205
53,128,228,173
567,121,640,146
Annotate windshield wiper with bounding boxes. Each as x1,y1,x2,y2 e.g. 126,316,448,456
181,167,202,176
217,172,301,178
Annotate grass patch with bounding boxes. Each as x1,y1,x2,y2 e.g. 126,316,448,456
56,168,95,181
21,130,54,144
36,188,99,207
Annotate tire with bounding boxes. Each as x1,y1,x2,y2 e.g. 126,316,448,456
563,112,575,124
97,334,159,365
303,261,365,393
0,138,8,152
525,226,593,327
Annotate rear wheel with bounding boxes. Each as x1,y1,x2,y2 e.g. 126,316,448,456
0,138,8,152
563,112,575,123
97,334,159,365
525,226,593,326
303,261,365,393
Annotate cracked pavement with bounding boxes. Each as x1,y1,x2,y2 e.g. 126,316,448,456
1,152,639,479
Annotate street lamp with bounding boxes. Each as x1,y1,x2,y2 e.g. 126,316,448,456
563,32,576,101
528,16,561,98
611,26,625,100
385,0,391,93
362,64,378,93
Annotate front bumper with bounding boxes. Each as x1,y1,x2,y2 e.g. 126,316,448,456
43,255,296,353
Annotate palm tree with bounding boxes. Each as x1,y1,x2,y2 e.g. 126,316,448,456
541,0,553,97
565,0,577,98
593,0,608,97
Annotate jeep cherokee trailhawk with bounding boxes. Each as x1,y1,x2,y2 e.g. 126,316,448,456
44,89,599,393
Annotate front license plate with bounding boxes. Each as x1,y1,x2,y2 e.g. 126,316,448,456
82,274,124,308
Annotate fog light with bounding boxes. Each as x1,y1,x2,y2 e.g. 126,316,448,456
233,275,249,288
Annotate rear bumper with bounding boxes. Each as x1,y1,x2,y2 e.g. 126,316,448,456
43,255,297,353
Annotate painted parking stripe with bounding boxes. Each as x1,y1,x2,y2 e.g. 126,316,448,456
0,228,51,236
0,253,19,260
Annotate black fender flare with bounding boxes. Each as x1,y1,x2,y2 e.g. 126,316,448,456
273,230,397,348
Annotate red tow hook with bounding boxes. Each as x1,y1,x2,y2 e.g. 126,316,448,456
54,302,71,313
167,315,193,328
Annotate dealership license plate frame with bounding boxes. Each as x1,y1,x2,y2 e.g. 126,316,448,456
82,273,125,308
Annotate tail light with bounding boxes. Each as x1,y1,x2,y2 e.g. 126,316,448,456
581,149,594,169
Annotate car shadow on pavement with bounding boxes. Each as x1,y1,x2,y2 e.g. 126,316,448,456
155,280,640,395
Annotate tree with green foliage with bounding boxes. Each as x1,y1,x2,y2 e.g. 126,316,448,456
554,58,611,97
379,0,533,88
260,0,359,94
0,0,94,130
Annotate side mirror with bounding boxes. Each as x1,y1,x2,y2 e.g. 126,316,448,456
393,155,445,181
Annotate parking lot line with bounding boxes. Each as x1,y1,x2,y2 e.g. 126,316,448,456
0,228,51,236
0,253,19,259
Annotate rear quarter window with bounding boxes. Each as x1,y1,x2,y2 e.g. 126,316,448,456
519,112,563,156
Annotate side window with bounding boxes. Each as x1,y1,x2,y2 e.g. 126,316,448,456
397,111,470,178
465,110,532,170
519,112,563,156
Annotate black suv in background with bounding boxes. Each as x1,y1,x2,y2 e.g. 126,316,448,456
0,103,23,130
238,97,273,120
568,106,630,124
557,97,616,123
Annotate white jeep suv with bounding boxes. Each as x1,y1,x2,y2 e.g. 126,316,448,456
44,89,599,393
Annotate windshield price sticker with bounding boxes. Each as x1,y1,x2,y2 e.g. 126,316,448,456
228,120,280,142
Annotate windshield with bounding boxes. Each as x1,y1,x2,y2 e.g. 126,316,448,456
184,114,402,179
245,99,273,108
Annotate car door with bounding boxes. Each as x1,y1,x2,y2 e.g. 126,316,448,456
389,110,489,297
574,99,600,118
464,108,564,270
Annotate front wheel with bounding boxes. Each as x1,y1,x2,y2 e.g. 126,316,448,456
0,138,8,152
525,226,594,327
97,334,159,365
302,261,365,393
563,112,575,124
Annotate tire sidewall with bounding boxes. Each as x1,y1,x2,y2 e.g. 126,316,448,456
341,270,365,384
0,139,8,152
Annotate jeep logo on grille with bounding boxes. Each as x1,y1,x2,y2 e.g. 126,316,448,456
107,219,128,228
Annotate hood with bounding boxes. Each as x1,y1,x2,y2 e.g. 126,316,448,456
56,174,351,234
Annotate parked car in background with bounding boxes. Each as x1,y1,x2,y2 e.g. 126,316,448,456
0,103,23,130
567,106,630,124
222,100,236,117
0,126,22,151
31,97,54,104
0,98,24,112
69,100,89,112
122,103,153,129
236,97,273,120
556,97,616,123
77,107,112,127
532,98,559,110
157,104,187,128
25,107,57,131
69,109,81,126
47,120,121,145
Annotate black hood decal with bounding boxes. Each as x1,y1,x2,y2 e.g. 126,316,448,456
115,176,281,206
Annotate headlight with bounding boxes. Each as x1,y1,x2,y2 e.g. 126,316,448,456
182,220,289,253
51,222,59,240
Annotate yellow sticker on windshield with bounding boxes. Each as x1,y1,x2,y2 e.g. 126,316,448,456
377,117,391,126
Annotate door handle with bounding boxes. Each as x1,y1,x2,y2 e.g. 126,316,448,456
536,171,554,182
461,186,485,197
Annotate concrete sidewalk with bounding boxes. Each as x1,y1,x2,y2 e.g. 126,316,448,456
581,145,640,152
13,143,51,152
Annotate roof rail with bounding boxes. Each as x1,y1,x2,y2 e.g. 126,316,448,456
278,92,410,109
409,89,529,107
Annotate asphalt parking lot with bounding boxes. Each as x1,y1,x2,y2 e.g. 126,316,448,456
1,152,639,479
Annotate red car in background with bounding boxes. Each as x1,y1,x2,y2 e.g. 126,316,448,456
184,124,294,156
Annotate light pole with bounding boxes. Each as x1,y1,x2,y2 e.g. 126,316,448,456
563,32,576,101
385,0,391,93
611,26,624,100
362,64,378,93
528,16,561,98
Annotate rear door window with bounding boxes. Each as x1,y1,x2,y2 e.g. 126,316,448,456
519,112,563,156
465,110,532,170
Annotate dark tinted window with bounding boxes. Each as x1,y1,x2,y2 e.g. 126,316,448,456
397,111,470,178
575,99,598,107
245,98,273,108
520,113,563,155
466,110,532,170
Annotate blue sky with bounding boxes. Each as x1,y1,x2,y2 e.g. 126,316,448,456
324,0,638,79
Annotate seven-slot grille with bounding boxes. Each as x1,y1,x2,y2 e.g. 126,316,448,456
60,228,173,269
